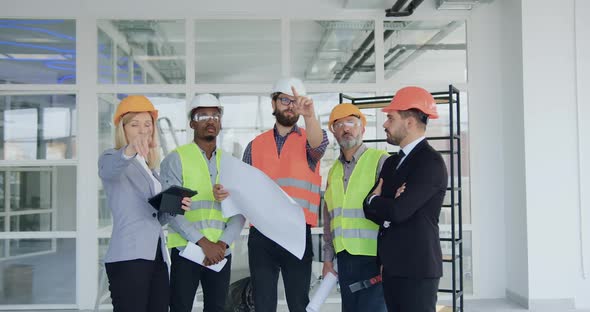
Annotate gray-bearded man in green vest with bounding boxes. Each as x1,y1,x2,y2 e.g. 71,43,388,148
322,103,389,312
160,94,246,312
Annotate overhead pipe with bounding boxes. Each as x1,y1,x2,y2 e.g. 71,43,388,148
338,29,396,83
332,31,375,83
384,47,407,69
384,45,400,60
389,0,409,12
385,0,424,17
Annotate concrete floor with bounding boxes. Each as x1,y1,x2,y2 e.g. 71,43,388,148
4,299,590,312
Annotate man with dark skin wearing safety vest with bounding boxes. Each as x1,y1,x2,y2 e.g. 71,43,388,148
161,94,246,312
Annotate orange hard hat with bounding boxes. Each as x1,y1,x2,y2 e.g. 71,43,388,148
382,86,439,119
328,103,367,131
113,95,158,125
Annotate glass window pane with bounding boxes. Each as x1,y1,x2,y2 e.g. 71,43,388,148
0,171,4,212
98,20,185,84
0,238,75,304
10,213,51,231
1,167,76,232
98,93,186,229
291,20,375,84
9,171,51,211
195,20,281,83
0,19,76,84
383,20,466,85
0,94,76,160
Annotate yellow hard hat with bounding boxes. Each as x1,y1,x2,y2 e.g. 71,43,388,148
328,103,366,130
113,95,158,125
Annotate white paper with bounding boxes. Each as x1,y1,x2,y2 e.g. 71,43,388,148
307,271,338,312
219,153,306,259
178,242,227,272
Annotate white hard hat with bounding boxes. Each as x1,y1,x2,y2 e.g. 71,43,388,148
271,77,306,96
188,93,223,118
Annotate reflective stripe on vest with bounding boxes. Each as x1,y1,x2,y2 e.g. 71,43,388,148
324,148,388,256
167,143,228,249
276,178,320,213
251,129,321,226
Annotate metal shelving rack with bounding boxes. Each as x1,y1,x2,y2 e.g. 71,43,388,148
339,85,464,312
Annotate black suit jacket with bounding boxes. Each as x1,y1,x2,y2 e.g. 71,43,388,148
363,139,447,279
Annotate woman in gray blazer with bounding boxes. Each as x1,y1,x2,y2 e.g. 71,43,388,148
98,95,190,312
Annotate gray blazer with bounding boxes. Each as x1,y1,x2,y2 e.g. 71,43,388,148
98,148,168,264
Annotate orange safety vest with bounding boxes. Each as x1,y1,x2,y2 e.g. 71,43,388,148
252,128,321,226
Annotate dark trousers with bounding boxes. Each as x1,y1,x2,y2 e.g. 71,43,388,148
382,271,440,312
105,239,169,312
336,250,386,312
169,247,232,312
248,226,313,312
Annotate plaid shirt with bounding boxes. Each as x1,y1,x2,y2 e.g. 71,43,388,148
242,124,328,172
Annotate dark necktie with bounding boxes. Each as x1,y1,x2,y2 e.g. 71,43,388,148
392,149,406,170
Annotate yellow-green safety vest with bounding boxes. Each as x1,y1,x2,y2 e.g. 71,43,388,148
324,148,388,256
167,143,228,248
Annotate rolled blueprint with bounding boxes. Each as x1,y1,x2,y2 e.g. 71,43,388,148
306,262,338,312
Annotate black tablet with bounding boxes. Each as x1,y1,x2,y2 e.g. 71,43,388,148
148,185,198,215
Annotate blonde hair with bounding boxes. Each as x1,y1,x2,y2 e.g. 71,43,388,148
114,112,160,169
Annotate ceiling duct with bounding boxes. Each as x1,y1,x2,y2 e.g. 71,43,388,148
436,0,495,10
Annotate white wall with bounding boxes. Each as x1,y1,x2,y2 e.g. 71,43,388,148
467,0,590,308
574,0,590,307
521,0,579,307
465,0,531,303
466,0,506,299
499,0,530,304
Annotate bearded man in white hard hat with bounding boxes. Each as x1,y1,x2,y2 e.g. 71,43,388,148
160,94,246,312
242,77,328,312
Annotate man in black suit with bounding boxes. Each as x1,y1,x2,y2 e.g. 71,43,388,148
363,86,448,312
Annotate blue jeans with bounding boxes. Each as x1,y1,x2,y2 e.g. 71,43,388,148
336,250,387,312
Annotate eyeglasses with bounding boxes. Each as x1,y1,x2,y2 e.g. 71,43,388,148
193,113,221,122
332,120,361,131
277,97,296,106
